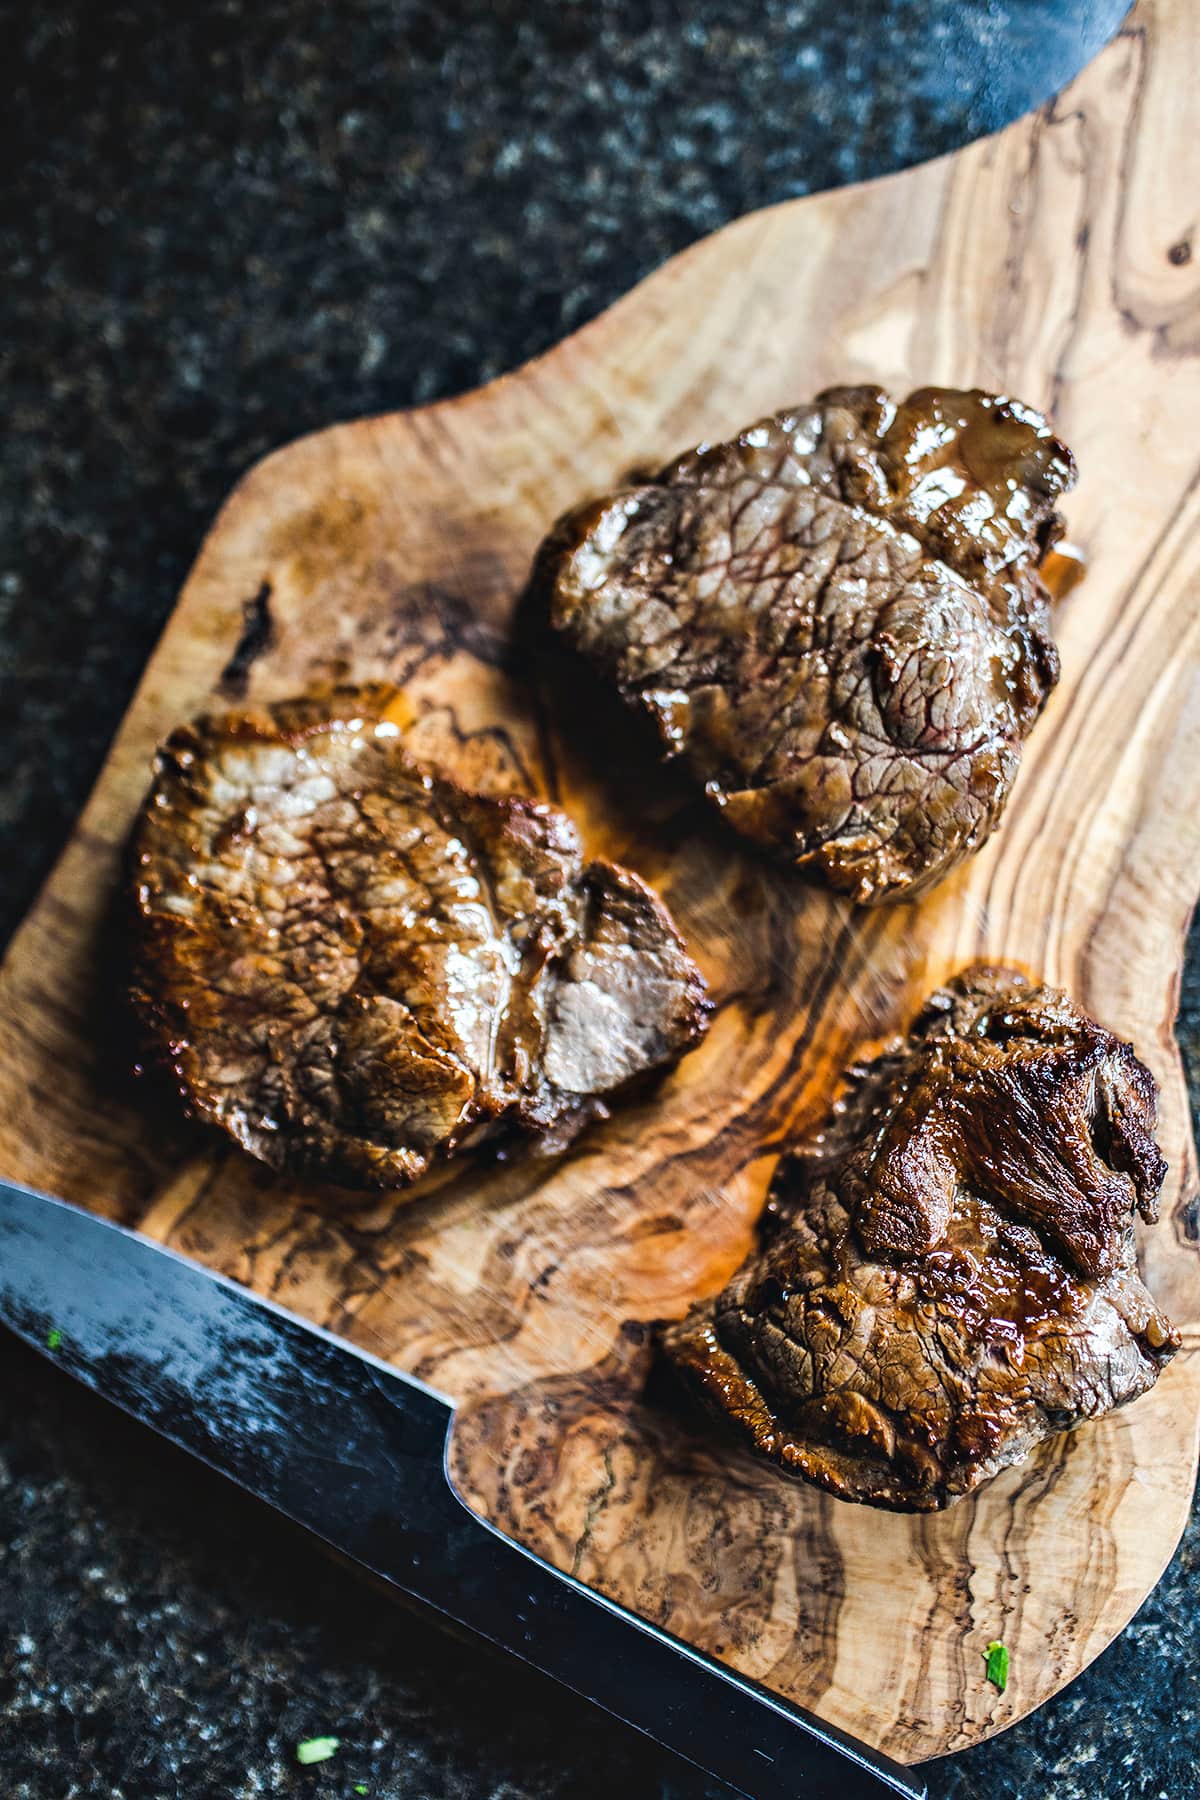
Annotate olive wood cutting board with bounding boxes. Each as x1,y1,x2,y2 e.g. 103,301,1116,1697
3,0,1199,1764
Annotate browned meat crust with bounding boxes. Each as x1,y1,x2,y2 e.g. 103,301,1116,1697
541,387,1077,904
661,967,1178,1510
129,685,709,1190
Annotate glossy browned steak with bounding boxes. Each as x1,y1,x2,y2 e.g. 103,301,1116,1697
542,386,1076,904
129,687,709,1190
661,967,1178,1510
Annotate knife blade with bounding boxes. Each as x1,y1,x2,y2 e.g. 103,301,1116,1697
0,1178,925,1799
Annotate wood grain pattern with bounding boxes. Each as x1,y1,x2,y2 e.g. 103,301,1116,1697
2,0,1199,1763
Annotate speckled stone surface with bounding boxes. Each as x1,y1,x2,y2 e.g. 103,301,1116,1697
5,2,1197,1796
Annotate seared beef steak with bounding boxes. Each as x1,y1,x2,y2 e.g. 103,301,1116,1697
542,387,1076,904
130,687,708,1189
661,968,1178,1510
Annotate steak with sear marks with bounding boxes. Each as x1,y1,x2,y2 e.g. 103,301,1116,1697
129,686,709,1190
541,386,1077,904
661,967,1179,1510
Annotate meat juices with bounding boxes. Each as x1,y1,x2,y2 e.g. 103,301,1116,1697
129,687,708,1190
542,387,1077,904
661,968,1179,1510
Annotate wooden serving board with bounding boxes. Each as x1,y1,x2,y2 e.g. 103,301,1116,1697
4,0,1200,1765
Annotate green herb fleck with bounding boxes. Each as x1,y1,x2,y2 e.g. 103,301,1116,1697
354,1787,369,1795
296,1736,340,1766
46,1327,62,1351
983,1640,1009,1693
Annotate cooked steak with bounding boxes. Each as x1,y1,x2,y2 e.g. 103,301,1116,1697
129,686,709,1190
661,967,1178,1510
541,387,1077,904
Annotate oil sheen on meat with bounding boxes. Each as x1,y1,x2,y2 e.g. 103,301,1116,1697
542,387,1077,904
661,967,1178,1509
129,686,709,1190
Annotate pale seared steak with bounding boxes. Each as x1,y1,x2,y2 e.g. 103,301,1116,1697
130,687,708,1189
662,967,1178,1510
542,387,1077,904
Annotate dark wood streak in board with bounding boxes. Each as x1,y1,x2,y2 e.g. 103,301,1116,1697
218,580,275,698
764,1488,847,1705
1,0,1199,1766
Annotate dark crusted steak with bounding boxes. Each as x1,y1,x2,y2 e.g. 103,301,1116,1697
129,686,709,1190
542,387,1077,904
661,967,1178,1510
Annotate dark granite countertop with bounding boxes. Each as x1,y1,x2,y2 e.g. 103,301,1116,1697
4,2,1197,1795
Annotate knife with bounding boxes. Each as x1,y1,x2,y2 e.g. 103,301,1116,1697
0,1178,925,1800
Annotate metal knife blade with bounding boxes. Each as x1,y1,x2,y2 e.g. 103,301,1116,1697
0,1178,925,1799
